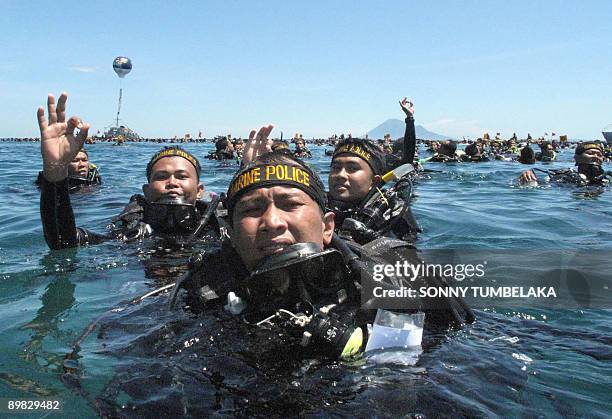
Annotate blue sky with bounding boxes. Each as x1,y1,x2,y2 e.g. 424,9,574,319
2,0,611,139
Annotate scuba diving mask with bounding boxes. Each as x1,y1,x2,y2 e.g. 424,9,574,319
143,195,199,234
244,243,349,311
244,243,364,359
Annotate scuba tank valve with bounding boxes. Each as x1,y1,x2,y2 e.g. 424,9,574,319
381,163,415,184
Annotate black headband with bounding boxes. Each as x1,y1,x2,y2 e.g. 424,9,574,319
226,153,326,217
575,142,603,155
146,146,201,181
332,139,386,175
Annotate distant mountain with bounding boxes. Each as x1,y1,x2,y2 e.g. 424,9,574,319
366,119,451,141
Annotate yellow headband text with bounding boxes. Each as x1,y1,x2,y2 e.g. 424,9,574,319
334,144,372,162
229,164,311,196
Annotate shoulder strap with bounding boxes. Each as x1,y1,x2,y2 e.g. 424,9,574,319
111,194,146,225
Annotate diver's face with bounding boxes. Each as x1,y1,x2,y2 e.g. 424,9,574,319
68,151,89,178
329,155,374,203
576,148,604,165
231,186,334,270
296,140,305,150
143,157,204,204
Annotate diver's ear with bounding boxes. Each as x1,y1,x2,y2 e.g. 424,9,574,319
196,183,204,199
373,175,382,184
322,211,335,246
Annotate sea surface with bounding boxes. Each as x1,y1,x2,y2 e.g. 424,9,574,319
0,142,610,418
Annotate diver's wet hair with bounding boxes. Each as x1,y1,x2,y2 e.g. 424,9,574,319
226,151,327,220
215,138,231,151
332,138,386,175
519,145,535,164
271,140,291,152
439,140,457,156
146,146,201,181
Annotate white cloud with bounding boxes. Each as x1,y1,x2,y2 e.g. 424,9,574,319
69,66,97,73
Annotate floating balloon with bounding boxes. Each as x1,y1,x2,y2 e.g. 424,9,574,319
113,56,132,78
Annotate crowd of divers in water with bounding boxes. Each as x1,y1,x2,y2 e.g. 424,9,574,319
19,117,612,416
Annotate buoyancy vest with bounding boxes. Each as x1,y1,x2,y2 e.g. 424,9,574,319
111,194,222,242
329,177,421,245
179,236,474,328
538,166,612,186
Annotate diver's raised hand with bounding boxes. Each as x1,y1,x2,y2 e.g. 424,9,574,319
241,124,274,165
37,93,90,182
518,169,538,184
399,97,415,118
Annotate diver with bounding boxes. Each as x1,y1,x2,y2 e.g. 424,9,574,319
293,135,312,158
232,138,245,159
35,148,101,192
37,92,223,250
535,141,556,162
382,133,393,154
500,136,520,156
429,140,461,162
207,137,235,160
170,150,474,361
461,142,490,162
518,141,610,186
518,144,536,164
326,98,422,245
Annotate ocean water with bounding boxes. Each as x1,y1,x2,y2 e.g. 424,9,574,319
0,142,610,417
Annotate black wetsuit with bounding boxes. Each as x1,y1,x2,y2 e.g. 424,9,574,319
88,236,473,417
385,115,416,170
180,237,474,328
39,176,222,250
535,165,612,186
